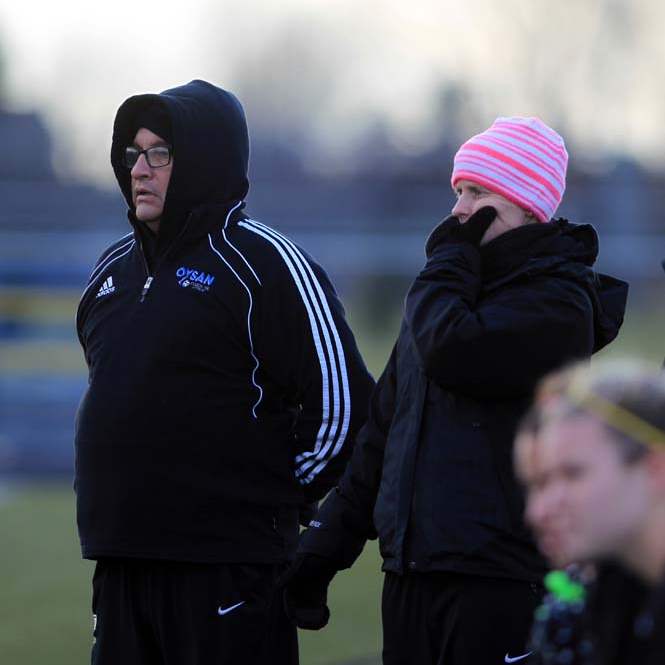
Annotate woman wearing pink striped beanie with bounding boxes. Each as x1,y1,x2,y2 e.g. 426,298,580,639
288,115,629,665
450,116,568,244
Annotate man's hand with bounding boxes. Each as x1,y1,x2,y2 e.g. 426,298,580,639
425,206,497,257
281,554,338,630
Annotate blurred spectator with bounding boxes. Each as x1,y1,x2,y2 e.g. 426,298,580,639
517,360,665,664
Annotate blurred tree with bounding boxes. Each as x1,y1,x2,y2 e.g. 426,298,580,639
0,25,55,181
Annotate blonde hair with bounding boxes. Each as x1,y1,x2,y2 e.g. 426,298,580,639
536,360,665,462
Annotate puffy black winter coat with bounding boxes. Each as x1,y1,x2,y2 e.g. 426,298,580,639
301,220,628,581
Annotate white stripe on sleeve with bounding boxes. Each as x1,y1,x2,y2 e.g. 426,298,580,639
240,219,351,485
208,233,264,418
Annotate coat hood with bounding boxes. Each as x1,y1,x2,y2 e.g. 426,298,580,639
480,218,629,353
110,79,249,248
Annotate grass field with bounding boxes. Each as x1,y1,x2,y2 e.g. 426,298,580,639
0,485,384,664
0,287,662,664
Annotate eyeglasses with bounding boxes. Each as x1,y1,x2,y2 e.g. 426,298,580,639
124,145,172,169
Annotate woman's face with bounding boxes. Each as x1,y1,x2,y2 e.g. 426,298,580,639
452,179,534,244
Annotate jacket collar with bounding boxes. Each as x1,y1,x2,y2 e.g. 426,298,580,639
129,199,248,260
479,218,598,288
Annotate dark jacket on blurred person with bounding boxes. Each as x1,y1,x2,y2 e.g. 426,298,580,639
75,80,374,564
528,563,661,665
587,564,655,665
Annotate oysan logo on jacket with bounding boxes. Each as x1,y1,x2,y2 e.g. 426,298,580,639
176,266,216,293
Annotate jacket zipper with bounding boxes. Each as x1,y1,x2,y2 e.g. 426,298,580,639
136,212,193,304
137,241,154,303
140,276,154,302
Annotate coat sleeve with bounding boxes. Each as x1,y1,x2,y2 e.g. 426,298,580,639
297,344,397,568
255,249,375,503
404,243,596,398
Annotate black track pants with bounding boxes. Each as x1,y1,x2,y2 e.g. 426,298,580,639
90,559,298,665
382,571,541,665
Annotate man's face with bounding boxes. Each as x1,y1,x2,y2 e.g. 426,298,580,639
130,128,173,224
452,180,533,245
516,416,649,568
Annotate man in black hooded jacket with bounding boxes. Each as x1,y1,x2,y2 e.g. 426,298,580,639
284,117,629,664
74,80,374,665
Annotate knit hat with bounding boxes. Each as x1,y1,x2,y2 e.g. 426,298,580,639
451,117,568,223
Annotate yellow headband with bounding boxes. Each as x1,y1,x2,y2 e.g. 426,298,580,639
565,380,665,450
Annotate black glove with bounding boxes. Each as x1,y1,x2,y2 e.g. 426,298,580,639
281,554,338,630
425,206,497,257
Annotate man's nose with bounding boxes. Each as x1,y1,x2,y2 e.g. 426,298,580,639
131,154,151,179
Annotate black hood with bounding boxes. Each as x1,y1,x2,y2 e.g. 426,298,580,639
480,218,629,353
110,79,249,247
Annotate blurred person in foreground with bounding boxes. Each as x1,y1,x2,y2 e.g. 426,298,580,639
283,117,629,664
516,361,665,664
514,369,646,665
74,79,374,665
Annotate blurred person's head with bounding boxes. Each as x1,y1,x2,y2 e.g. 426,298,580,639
516,361,665,583
451,117,568,245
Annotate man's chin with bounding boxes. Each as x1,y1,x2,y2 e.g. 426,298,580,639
134,206,163,224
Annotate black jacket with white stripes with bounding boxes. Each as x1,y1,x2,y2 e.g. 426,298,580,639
75,80,374,563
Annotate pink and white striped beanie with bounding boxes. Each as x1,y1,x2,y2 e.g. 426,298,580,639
451,117,568,223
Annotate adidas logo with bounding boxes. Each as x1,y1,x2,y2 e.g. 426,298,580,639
96,276,116,298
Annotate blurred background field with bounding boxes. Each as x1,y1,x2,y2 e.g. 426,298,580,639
1,1,665,663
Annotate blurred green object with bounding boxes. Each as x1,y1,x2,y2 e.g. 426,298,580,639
544,570,586,603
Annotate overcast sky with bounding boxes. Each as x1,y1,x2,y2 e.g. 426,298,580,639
3,0,664,187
